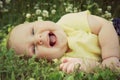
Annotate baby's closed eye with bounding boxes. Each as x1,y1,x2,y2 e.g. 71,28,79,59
31,27,36,54
32,44,36,54
32,27,35,35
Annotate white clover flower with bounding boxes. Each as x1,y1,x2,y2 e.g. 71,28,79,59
0,1,3,8
73,8,78,13
26,13,31,18
5,0,11,4
34,3,39,9
51,9,56,14
42,10,49,17
37,16,43,21
52,59,59,63
36,9,41,15
68,4,73,8
65,4,73,13
53,5,56,8
65,7,72,13
105,13,111,18
101,14,105,18
3,8,8,12
29,78,35,80
63,2,67,6
107,6,111,11
0,1,3,4
105,11,109,14
97,8,102,13
79,9,81,12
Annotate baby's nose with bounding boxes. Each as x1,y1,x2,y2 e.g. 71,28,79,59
35,35,43,45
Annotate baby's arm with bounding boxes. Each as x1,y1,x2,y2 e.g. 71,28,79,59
88,15,120,68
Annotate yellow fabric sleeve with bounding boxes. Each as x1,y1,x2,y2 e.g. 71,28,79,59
56,10,91,35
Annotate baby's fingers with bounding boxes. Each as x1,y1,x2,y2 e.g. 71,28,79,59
60,63,69,73
66,63,75,73
117,62,120,67
60,62,75,73
111,63,120,70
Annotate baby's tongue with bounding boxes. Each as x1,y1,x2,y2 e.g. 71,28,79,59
49,35,56,46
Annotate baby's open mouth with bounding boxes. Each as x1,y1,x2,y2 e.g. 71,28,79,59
49,32,56,47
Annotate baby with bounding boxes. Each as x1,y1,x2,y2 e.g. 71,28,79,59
7,11,120,73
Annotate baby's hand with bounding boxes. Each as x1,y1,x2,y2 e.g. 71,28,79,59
60,58,82,73
102,57,120,69
60,58,100,73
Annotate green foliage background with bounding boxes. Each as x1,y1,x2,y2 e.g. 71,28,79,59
0,0,120,80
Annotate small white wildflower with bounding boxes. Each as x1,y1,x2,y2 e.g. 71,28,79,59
26,13,31,18
63,2,67,6
52,59,59,63
65,7,73,13
0,1,3,5
5,0,11,4
65,4,73,13
42,10,49,17
105,11,109,14
105,13,111,18
68,4,73,8
34,3,39,9
3,8,8,12
107,6,111,11
37,16,43,21
0,1,3,8
51,9,56,14
24,21,29,23
53,5,56,8
35,9,41,15
73,7,78,13
79,9,81,12
97,8,102,13
101,14,105,18
29,78,35,80
44,3,49,6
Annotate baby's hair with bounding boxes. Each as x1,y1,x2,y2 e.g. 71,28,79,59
6,27,14,50
6,31,11,50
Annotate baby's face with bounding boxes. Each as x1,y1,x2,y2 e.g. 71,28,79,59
9,21,68,60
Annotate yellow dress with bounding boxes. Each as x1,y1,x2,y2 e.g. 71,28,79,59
56,10,101,61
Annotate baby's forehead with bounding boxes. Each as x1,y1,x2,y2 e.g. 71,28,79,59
10,23,32,41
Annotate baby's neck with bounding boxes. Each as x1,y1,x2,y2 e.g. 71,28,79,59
66,47,72,53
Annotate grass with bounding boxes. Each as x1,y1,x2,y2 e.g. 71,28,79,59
0,47,120,80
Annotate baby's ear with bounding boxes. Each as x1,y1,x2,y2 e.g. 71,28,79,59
6,36,10,50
